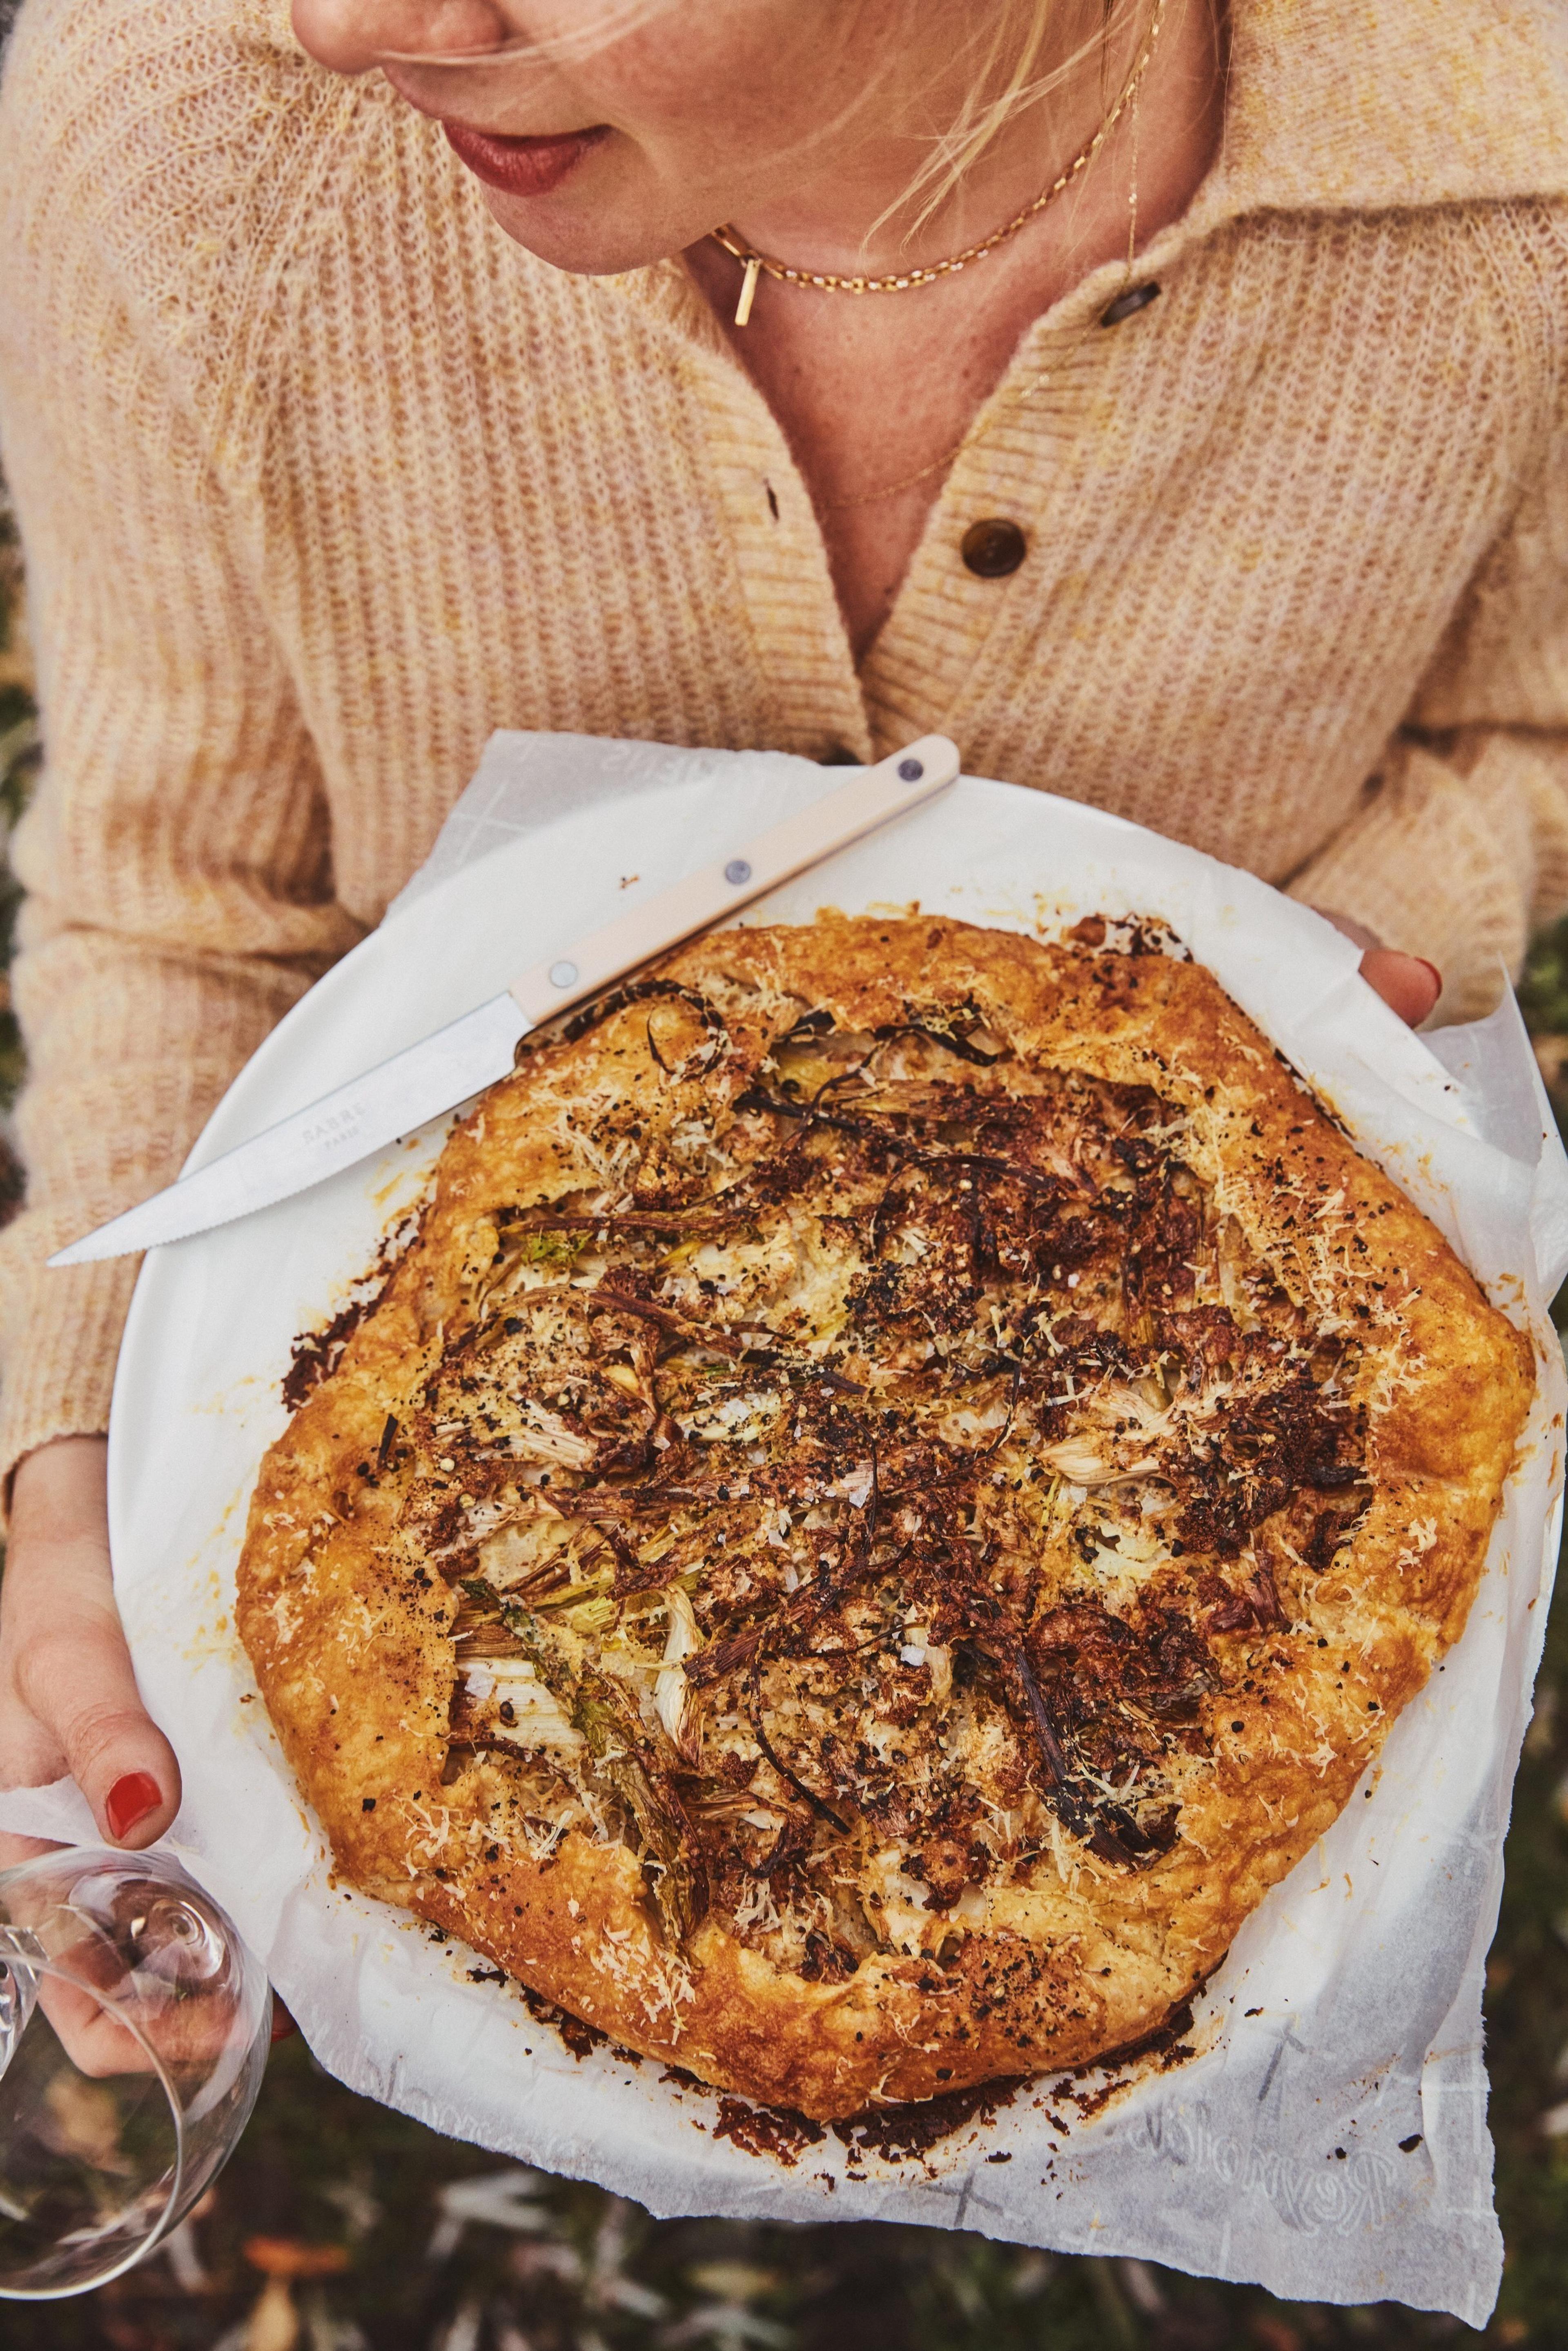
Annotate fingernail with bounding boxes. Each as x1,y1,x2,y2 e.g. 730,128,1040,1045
105,1771,163,1841
270,1999,298,2044
1415,958,1443,996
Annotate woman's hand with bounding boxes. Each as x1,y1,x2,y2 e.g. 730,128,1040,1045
0,1438,181,1850
1320,911,1442,1027
0,1447,272,2084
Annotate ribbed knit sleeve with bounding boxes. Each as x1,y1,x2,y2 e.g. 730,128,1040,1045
1285,244,1568,1022
0,0,362,1508
1285,733,1568,1022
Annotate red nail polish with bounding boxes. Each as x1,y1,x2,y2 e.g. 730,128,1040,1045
1415,958,1442,995
105,1771,162,1840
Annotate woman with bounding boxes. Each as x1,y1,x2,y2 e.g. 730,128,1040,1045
0,0,1563,1852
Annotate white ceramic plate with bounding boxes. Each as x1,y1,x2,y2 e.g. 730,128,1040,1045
103,760,1564,2304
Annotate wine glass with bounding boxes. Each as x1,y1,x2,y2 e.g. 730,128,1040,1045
0,1843,272,2298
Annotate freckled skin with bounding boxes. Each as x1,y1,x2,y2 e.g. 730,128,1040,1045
238,918,1533,2119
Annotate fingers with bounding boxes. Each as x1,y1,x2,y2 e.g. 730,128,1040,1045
3,1439,182,1850
15,1599,183,1850
1359,947,1442,1028
13,1566,182,1849
33,1973,162,2081
1311,908,1443,1029
1314,906,1383,957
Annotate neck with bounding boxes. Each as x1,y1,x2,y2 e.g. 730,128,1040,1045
719,0,1157,279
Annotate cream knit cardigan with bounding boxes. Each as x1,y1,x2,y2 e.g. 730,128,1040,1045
1,0,1567,1497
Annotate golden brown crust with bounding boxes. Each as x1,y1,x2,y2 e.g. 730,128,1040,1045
237,917,1533,2119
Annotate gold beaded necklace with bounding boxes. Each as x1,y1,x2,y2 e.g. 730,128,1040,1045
709,0,1167,328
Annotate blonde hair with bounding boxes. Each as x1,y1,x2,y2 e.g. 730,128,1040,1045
894,0,1149,240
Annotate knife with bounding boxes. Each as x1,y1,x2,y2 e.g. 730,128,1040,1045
49,735,960,1265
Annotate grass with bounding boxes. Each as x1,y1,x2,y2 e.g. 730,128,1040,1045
2,508,1567,2349
0,493,36,1213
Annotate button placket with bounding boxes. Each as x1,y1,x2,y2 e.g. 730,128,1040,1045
864,280,1149,752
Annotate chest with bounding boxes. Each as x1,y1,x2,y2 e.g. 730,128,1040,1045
248,202,1550,915
686,259,1105,664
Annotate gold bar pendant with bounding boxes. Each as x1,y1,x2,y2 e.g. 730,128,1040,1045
734,256,761,327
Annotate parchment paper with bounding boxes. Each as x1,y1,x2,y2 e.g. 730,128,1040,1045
6,733,1564,2325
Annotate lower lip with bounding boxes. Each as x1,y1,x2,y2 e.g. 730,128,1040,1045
441,121,610,198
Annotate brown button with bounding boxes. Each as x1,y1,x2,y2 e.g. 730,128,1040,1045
961,517,1027,579
1100,281,1160,328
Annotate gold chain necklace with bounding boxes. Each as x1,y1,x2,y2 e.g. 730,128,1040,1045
710,0,1167,328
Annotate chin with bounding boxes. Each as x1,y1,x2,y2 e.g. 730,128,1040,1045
474,186,691,277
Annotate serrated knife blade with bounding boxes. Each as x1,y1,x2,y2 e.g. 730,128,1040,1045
49,735,960,1266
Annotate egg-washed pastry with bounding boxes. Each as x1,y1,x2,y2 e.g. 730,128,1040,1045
237,915,1532,2121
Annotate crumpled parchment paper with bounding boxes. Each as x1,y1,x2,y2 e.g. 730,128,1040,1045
4,732,1563,2325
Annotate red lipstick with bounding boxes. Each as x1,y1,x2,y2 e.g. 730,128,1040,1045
442,121,610,197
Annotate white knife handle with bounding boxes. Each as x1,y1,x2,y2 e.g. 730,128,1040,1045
508,735,960,1031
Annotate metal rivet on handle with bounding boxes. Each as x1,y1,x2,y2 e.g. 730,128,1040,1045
898,758,924,783
725,859,753,886
549,960,579,989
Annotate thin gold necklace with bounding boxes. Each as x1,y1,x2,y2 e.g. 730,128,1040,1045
710,0,1167,329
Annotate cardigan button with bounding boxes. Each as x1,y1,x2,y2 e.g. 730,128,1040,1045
960,517,1027,579
1100,281,1161,327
